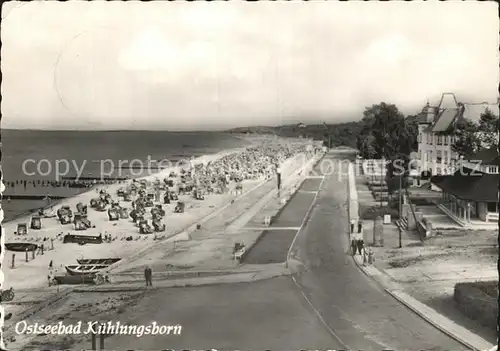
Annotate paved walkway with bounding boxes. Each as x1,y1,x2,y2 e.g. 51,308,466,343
290,152,467,350
351,161,495,351
353,255,494,351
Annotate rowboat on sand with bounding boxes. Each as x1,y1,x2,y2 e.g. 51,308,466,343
65,264,109,275
5,243,38,252
76,258,121,265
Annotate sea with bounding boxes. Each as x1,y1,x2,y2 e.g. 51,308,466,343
1,130,249,222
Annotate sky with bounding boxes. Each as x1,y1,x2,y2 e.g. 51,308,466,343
1,1,498,130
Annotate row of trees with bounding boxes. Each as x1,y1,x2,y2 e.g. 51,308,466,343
450,108,499,157
355,102,418,160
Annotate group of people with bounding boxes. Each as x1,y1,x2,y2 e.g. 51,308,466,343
165,140,316,198
350,219,375,265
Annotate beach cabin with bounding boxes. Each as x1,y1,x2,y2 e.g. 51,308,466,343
16,223,28,235
30,216,42,230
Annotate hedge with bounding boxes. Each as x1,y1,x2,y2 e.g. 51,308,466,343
454,281,497,330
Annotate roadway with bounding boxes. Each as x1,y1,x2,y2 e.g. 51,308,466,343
289,151,467,350
81,151,467,350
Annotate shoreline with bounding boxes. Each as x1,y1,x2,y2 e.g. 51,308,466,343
2,135,318,291
1,133,259,224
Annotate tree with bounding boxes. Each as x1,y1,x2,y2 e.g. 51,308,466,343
451,119,482,157
356,102,416,159
478,108,499,148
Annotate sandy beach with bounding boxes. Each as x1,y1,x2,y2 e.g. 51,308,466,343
2,135,320,290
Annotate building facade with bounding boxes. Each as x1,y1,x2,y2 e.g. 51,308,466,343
416,93,499,177
431,148,499,223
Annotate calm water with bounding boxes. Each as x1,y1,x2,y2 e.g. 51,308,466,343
1,130,248,221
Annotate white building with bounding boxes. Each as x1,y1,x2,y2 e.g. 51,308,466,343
416,93,499,178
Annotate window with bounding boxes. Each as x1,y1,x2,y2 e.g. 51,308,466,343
487,202,498,213
487,166,499,174
417,134,421,143
443,151,448,163
437,136,442,145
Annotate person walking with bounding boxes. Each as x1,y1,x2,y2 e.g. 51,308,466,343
144,266,153,287
351,237,357,256
357,238,365,256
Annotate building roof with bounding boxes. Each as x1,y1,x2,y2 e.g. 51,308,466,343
465,147,499,164
417,103,439,124
431,107,463,132
431,170,499,202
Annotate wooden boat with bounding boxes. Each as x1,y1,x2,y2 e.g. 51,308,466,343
63,234,103,244
5,243,38,252
65,264,108,275
77,258,121,265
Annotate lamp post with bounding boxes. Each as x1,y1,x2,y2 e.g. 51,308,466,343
277,167,282,198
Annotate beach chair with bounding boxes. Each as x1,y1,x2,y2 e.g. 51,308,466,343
90,198,99,208
73,213,86,231
163,193,171,204
107,208,120,221
144,199,154,207
135,214,145,226
156,205,165,216
60,214,71,225
174,202,185,213
17,223,28,235
76,202,88,215
30,216,42,230
81,214,92,228
123,193,132,202
119,208,129,219
96,201,107,212
233,243,246,262
139,220,153,234
117,188,125,197
104,194,113,205
152,220,166,232
62,206,73,218
41,207,57,218
193,189,205,200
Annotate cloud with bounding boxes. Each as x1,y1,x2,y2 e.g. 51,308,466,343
1,1,498,130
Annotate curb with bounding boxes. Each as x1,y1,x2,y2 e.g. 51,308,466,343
240,156,321,263
73,269,288,293
386,288,483,351
107,152,312,273
347,161,489,351
286,155,326,263
107,178,270,272
352,250,487,351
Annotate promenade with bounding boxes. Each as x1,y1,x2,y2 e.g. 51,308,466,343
5,149,473,351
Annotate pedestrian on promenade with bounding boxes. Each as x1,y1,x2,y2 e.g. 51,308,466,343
350,219,355,234
351,237,357,256
144,266,153,287
356,238,364,255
